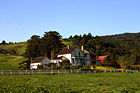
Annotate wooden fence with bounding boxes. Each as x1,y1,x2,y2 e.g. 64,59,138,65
0,69,139,75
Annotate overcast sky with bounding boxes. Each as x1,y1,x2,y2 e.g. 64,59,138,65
0,0,140,42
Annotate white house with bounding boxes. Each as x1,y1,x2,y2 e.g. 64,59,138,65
51,45,91,65
30,57,50,69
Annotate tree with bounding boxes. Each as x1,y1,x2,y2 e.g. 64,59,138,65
24,35,41,60
24,31,65,60
1,40,6,45
41,31,65,59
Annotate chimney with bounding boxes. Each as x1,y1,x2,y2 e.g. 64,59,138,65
68,45,70,49
81,45,84,51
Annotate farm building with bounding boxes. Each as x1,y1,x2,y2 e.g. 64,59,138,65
30,57,50,69
50,45,91,65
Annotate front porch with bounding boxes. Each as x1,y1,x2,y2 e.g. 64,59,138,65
72,56,85,65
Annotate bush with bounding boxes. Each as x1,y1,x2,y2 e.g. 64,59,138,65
101,62,120,68
51,63,57,69
61,64,70,69
126,66,140,70
47,63,52,67
73,65,83,69
37,65,44,69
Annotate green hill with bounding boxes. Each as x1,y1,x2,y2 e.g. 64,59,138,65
0,42,27,56
0,53,27,70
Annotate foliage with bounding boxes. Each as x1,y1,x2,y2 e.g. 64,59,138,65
24,31,65,60
1,73,140,92
73,64,83,69
37,65,44,69
19,59,30,70
126,66,140,70
51,63,57,69
101,63,121,68
1,40,7,45
68,32,140,66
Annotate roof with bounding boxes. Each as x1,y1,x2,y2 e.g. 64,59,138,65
53,56,69,60
32,57,46,63
96,56,108,63
57,46,78,55
83,50,89,54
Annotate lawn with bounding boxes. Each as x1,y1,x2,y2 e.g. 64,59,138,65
0,54,27,70
0,73,140,93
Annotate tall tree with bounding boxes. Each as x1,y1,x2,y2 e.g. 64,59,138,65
1,40,6,45
41,31,65,58
24,35,41,60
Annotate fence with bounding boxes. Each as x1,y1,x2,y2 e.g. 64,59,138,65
0,69,139,75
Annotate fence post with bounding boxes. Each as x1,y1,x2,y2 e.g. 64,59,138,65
58,70,60,74
10,70,12,75
1,70,3,75
89,70,90,73
51,70,53,75
77,69,79,73
32,70,33,75
71,69,72,74
26,70,27,75
19,70,21,75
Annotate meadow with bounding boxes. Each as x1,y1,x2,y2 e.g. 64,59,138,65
0,72,140,93
0,54,27,70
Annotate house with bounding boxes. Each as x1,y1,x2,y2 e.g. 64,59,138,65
30,57,50,69
50,45,91,65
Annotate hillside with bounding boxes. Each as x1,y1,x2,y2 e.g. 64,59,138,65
0,42,27,56
101,32,140,43
0,53,27,70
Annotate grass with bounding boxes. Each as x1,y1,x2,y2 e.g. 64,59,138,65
0,73,140,92
0,42,27,55
0,53,27,70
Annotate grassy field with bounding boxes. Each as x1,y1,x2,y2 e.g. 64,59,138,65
0,54,27,70
0,72,140,93
0,42,27,55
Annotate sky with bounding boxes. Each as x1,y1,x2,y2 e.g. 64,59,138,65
0,0,140,42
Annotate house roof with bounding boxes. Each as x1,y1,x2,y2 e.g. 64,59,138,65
32,57,46,63
96,56,108,63
83,50,89,54
57,46,78,55
53,56,69,60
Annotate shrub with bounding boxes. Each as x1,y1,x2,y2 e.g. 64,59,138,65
47,63,52,67
37,65,44,69
101,62,120,68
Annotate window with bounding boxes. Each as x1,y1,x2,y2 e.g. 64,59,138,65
79,52,80,56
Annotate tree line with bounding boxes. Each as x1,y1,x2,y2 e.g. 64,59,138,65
68,32,140,66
